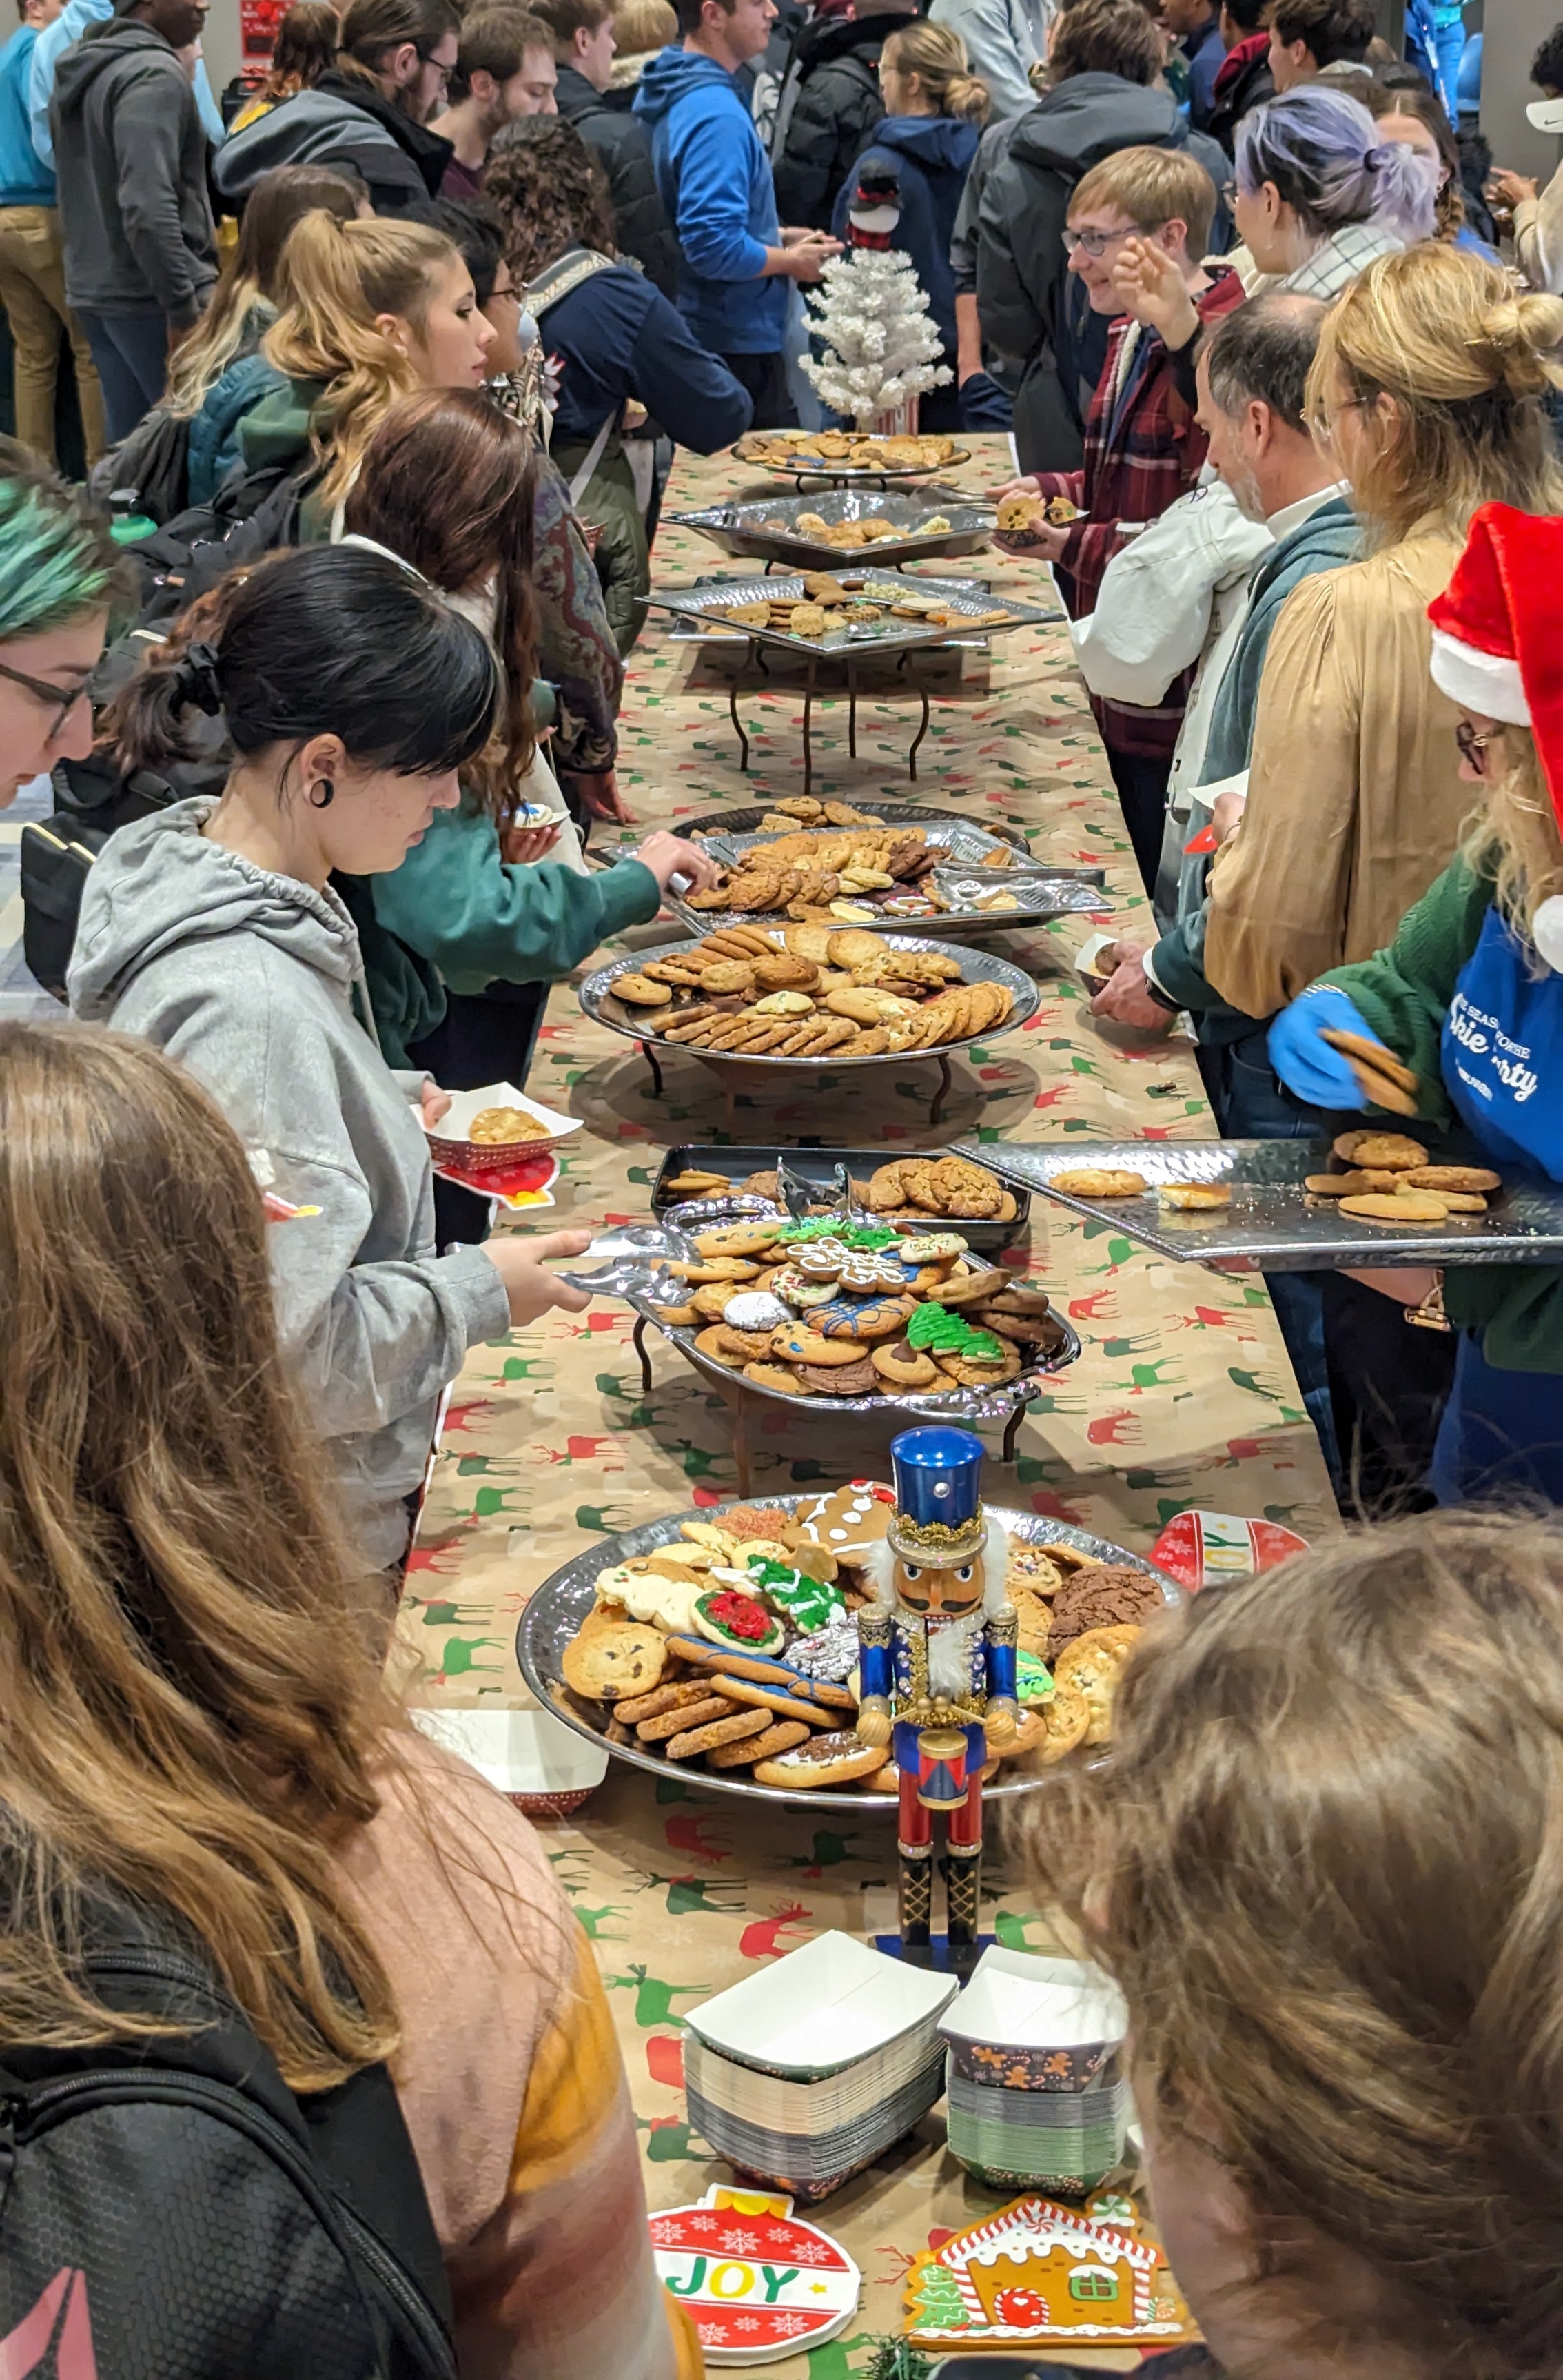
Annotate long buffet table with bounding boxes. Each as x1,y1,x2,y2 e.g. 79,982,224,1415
396,434,1336,2370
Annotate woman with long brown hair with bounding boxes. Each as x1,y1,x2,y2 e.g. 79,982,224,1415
0,1017,697,2379
228,0,343,131
484,118,750,652
337,388,716,1235
1023,1504,1563,2380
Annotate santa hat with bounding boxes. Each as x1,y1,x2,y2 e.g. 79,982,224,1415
1428,502,1563,967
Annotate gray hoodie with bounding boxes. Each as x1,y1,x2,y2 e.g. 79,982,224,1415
69,802,511,1568
51,17,216,326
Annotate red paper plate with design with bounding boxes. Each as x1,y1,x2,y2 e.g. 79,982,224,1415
650,2186,860,2365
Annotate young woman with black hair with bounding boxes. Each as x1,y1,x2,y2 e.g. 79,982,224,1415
68,542,593,1573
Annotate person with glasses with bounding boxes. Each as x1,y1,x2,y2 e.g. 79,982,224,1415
0,443,121,806
430,8,558,199
214,0,462,218
1267,506,1563,1507
1203,249,1563,1510
995,142,1243,891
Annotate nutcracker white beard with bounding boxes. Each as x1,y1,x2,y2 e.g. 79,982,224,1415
859,1518,1011,1699
925,1608,984,1698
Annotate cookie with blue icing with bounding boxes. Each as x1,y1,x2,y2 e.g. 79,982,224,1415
813,1292,915,1341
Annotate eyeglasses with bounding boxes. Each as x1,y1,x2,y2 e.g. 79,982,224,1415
1062,225,1137,259
0,655,90,738
1305,392,1371,443
1455,719,1504,767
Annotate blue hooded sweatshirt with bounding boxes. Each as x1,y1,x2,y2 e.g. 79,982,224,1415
832,114,979,358
635,45,786,355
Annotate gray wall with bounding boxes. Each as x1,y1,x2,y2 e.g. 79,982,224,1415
201,0,245,109
1482,0,1563,179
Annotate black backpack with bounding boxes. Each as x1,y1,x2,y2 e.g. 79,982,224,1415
18,452,317,999
0,1906,456,2380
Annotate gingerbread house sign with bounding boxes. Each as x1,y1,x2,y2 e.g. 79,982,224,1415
906,2194,1196,2348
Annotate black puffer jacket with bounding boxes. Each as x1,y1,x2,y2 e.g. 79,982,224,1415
771,12,900,231
974,72,1231,474
553,64,679,297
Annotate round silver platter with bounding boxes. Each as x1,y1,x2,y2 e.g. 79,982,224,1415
630,1289,1081,1426
579,936,1040,1072
518,1496,1183,1814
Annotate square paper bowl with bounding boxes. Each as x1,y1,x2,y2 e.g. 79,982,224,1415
686,1931,957,2080
941,1948,1127,2090
423,1081,582,1176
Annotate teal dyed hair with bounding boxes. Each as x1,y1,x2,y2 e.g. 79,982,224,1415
0,440,123,648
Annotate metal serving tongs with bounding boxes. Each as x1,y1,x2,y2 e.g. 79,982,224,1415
555,1222,697,1305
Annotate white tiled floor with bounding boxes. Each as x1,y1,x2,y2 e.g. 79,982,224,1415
0,777,63,1021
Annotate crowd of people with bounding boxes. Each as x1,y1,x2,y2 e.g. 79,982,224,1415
2,0,1563,2369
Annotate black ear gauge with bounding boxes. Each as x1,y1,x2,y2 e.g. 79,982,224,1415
308,779,336,809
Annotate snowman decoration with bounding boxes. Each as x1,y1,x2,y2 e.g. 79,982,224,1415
855,1427,1017,1969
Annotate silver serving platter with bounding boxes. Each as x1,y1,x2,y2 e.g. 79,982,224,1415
648,571,1050,662
631,1290,1080,1425
959,1136,1563,1272
580,935,1039,1070
735,440,972,484
668,826,1105,943
517,1495,1181,1813
668,485,994,568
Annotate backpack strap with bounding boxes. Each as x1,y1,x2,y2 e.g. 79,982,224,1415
524,246,619,318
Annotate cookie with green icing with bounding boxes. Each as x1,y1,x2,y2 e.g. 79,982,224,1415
1015,1651,1056,1705
906,1302,1005,1364
746,1555,845,1636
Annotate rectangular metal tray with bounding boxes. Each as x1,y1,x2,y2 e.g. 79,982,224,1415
956,1137,1563,1271
648,1143,1031,1256
667,485,994,568
648,570,1050,661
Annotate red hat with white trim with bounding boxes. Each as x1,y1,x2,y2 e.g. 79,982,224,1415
1428,501,1563,968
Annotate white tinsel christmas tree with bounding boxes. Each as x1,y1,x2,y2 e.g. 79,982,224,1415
801,250,951,429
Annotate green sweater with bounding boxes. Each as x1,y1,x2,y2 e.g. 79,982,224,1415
1320,851,1563,1372
371,799,661,1001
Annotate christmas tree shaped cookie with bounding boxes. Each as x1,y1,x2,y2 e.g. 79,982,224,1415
904,2195,1198,2350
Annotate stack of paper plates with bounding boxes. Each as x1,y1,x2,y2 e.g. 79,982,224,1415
683,1933,957,2201
940,1946,1130,2193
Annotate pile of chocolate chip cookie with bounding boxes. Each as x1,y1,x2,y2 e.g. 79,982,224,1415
552,1488,1154,1793
684,820,939,922
715,1151,1020,1227
649,1213,1065,1400
606,928,1015,1059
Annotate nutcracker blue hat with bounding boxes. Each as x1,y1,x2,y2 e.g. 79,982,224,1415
888,1426,986,1562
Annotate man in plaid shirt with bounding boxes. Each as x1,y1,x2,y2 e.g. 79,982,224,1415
997,144,1244,888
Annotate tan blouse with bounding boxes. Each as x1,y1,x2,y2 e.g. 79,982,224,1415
1205,526,1471,1020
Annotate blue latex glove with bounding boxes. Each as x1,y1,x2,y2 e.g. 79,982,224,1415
1267,985,1389,1110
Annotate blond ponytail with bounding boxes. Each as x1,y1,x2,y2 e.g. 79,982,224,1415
881,21,990,125
262,210,457,509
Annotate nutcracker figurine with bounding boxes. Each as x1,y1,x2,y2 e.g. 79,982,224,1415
855,1427,1017,1970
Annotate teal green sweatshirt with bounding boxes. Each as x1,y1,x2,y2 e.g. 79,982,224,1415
371,798,662,1001
1320,849,1563,1373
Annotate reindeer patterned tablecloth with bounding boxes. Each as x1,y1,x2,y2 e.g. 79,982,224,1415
396,436,1336,2374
